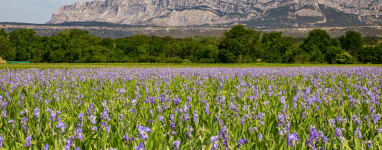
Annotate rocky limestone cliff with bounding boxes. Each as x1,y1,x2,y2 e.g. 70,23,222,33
50,0,382,27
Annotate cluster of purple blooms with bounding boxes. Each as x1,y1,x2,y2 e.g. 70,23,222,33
0,67,380,149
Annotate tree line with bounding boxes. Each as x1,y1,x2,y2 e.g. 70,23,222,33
0,25,381,64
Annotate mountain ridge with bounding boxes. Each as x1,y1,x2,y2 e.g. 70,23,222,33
50,0,382,27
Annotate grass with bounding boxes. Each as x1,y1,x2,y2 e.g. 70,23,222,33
0,67,380,149
0,63,381,69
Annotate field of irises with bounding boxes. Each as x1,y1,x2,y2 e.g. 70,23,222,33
0,67,381,149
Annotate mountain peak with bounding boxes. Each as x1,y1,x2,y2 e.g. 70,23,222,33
50,0,382,27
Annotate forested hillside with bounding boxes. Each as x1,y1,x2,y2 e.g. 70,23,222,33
0,25,381,64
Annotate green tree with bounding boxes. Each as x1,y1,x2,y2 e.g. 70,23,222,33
285,42,310,63
0,36,16,60
302,29,332,63
0,29,7,37
218,49,236,63
339,31,363,63
9,29,42,61
219,25,261,63
261,32,295,63
336,52,354,64
325,46,344,64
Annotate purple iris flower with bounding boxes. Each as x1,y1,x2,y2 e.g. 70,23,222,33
172,140,181,150
137,125,151,140
354,129,362,139
134,143,144,150
211,136,219,150
288,133,299,146
0,136,3,147
237,138,248,147
24,136,31,147
43,144,48,150
335,128,342,137
78,112,84,122
33,107,39,119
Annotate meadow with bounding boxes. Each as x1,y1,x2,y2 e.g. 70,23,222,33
0,64,381,149
1,63,381,69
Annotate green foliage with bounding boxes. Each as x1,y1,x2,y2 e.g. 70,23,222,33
0,29,7,37
359,46,381,64
326,46,344,64
9,29,43,61
340,31,363,62
302,29,332,63
0,25,379,64
220,25,261,63
336,52,354,64
0,36,16,60
261,32,294,63
0,67,380,149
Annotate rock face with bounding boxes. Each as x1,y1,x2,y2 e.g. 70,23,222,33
50,0,382,27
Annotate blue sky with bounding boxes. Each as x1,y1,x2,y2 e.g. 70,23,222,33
0,0,81,23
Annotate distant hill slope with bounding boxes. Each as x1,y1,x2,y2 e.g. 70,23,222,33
2,22,382,39
50,0,382,27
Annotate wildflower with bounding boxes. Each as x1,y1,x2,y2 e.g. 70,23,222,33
0,136,3,147
106,125,111,133
134,143,144,150
158,116,164,122
339,136,345,143
237,138,248,147
258,134,263,140
119,114,124,121
48,110,57,122
102,100,107,108
33,107,39,119
22,117,28,124
309,126,319,142
0,101,5,109
320,131,327,144
377,128,382,133
367,140,373,149
258,112,264,120
193,111,199,122
184,114,190,122
101,109,110,121
211,136,219,150
137,125,151,140
56,121,67,133
92,126,98,131
123,134,130,142
76,127,83,140
65,136,73,148
172,140,181,150
280,96,286,104
288,133,299,146
171,131,177,135
1,110,6,118
170,123,176,131
24,136,31,147
373,114,380,124
277,113,286,125
78,112,84,122
335,128,342,137
43,144,49,150
240,117,245,125
89,115,96,124
336,116,342,124
354,128,362,139
329,119,335,127
173,97,180,105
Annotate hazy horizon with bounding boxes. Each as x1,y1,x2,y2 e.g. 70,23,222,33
0,0,90,23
